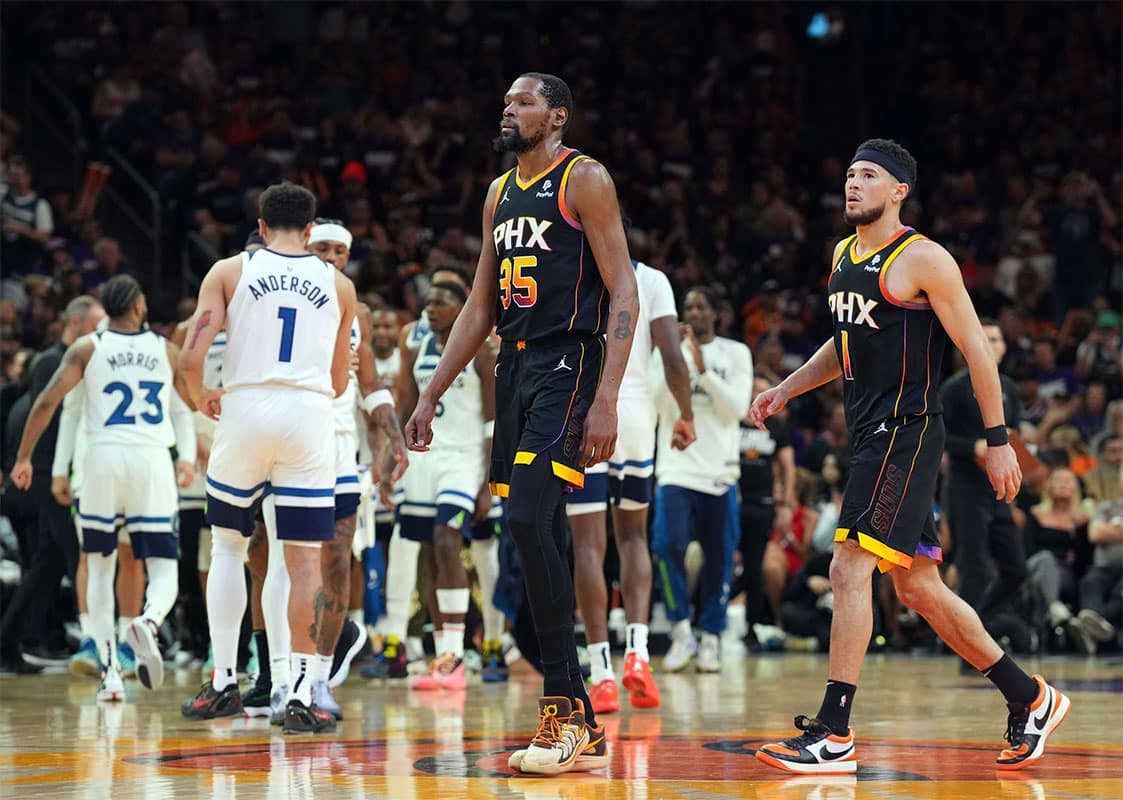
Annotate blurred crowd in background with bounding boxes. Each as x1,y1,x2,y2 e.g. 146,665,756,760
1,2,1120,664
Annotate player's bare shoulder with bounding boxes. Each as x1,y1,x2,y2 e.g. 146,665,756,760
891,237,961,297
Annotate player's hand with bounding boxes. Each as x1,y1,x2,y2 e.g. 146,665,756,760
404,394,437,452
984,442,1021,503
194,387,225,421
386,429,409,483
580,395,618,467
671,416,696,450
51,475,72,507
10,459,32,491
472,483,492,525
679,323,705,373
378,480,395,510
176,460,195,489
750,385,790,431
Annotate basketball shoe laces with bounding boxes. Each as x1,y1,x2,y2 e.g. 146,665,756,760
432,653,459,674
531,706,570,749
1004,704,1030,749
781,715,834,749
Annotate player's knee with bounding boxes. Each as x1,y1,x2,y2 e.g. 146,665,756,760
212,527,249,560
828,552,873,596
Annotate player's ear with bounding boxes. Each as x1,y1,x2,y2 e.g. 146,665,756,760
895,182,910,204
553,106,568,131
302,221,314,242
257,218,267,240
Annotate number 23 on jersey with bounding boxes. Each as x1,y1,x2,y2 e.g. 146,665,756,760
498,256,538,310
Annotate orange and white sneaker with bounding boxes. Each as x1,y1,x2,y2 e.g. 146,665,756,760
996,675,1070,771
755,715,857,774
589,678,621,714
407,653,466,691
515,696,590,775
622,653,661,709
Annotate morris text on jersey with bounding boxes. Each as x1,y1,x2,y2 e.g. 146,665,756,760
828,291,880,329
106,351,161,371
248,274,331,308
493,217,553,252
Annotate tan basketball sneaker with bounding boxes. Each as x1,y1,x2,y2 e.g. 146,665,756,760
509,696,599,775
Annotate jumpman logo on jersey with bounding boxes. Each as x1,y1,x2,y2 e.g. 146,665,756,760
500,186,512,205
875,421,889,434
553,355,573,372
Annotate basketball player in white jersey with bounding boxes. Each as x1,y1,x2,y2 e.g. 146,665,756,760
367,267,474,677
178,182,356,734
53,372,147,680
565,260,695,713
651,285,752,674
391,281,495,690
254,218,407,722
12,275,196,701
169,304,227,668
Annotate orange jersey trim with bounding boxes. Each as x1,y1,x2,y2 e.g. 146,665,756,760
489,482,510,498
849,227,908,263
878,234,930,309
829,235,857,285
514,147,574,190
492,169,514,218
552,460,585,489
558,154,588,230
835,528,914,573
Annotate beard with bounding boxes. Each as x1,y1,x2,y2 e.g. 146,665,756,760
843,203,886,226
492,127,545,153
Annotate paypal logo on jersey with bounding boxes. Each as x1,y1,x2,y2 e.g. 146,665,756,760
493,216,553,252
828,291,880,329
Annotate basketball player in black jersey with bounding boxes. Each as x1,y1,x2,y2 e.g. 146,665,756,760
405,73,637,775
750,140,1069,775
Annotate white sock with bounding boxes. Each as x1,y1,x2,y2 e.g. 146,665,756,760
79,612,92,639
672,619,693,641
117,616,132,643
261,497,292,685
87,551,119,670
384,526,421,641
289,652,313,705
471,538,504,644
588,641,614,684
443,624,466,659
207,526,249,691
348,608,364,626
314,653,333,684
141,557,179,627
626,623,650,662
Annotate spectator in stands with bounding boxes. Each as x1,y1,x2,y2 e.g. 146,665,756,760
1,156,53,276
81,237,134,291
1076,310,1123,398
1080,494,1123,650
802,399,850,473
1024,467,1095,653
762,468,818,629
1085,434,1122,504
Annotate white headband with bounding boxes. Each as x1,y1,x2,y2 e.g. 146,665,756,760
308,223,353,250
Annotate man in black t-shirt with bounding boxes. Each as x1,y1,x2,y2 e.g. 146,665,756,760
736,376,795,635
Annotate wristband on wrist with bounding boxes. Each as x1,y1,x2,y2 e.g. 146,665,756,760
361,389,394,413
984,425,1009,447
482,420,495,438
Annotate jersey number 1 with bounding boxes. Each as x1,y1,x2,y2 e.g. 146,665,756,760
841,330,854,381
277,307,297,362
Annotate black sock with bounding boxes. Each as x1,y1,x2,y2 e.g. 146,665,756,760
982,654,1038,706
568,657,596,729
541,653,572,700
816,680,857,735
253,630,270,686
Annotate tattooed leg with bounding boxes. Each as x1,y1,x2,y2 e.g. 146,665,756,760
315,514,357,656
284,542,322,654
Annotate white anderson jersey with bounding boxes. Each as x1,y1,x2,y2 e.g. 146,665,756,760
82,328,176,449
652,336,753,495
334,315,361,434
413,331,483,451
223,248,340,397
620,262,678,400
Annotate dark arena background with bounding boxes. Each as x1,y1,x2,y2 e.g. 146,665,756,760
0,3,1121,799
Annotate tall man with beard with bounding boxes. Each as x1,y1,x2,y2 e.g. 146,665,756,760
752,139,1068,775
405,73,638,776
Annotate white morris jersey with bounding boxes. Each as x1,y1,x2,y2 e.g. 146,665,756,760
413,331,482,451
82,328,176,448
334,315,361,434
223,249,340,397
620,262,677,400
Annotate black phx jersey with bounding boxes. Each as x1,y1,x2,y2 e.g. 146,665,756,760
828,227,948,434
491,148,609,342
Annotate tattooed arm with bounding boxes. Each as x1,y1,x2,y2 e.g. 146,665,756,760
181,255,239,420
565,157,639,467
356,301,408,484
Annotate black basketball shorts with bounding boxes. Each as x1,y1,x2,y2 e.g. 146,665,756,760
489,334,604,497
835,414,945,572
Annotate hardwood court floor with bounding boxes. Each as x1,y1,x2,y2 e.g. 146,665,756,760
1,653,1121,799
